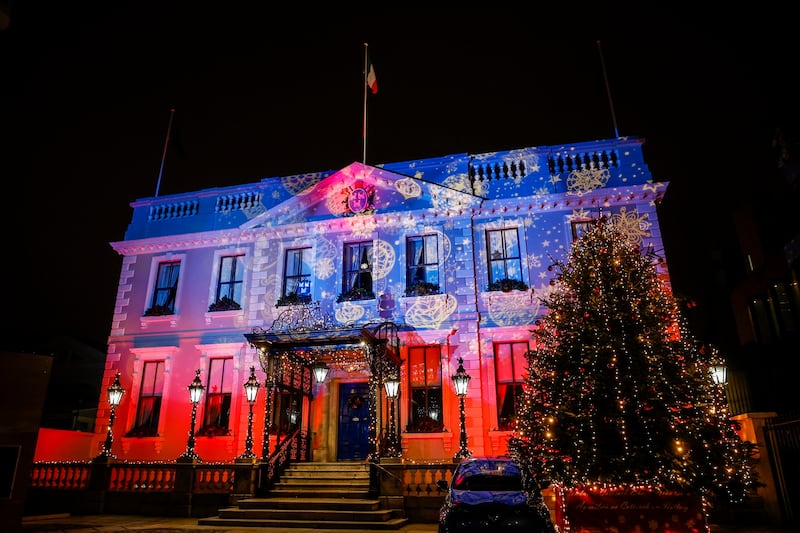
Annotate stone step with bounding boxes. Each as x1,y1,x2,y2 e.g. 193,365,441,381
197,516,409,530
236,497,380,511
198,461,406,530
268,488,371,498
282,470,370,479
216,506,396,522
274,479,370,489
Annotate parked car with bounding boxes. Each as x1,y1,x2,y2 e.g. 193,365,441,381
437,456,555,533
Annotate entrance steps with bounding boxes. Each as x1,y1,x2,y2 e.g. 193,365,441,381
198,462,409,530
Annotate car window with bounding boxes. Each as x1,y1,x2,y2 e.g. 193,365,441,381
453,473,522,491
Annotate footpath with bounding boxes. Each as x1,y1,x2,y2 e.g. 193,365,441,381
18,513,800,533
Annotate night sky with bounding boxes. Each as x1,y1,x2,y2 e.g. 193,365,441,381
3,6,797,351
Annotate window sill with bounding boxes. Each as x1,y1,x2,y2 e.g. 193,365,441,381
140,314,178,329
204,309,244,325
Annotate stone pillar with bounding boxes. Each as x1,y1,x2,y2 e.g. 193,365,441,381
732,411,781,525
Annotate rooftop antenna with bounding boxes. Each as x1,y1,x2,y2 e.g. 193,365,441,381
596,40,620,138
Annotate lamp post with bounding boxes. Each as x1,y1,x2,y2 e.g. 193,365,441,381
177,369,205,463
312,360,329,385
382,374,401,457
236,366,260,461
452,357,472,462
94,372,125,462
710,363,727,387
710,359,728,405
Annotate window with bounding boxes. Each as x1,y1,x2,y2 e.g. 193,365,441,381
199,358,233,437
127,361,164,437
494,341,529,431
340,241,374,301
406,235,440,295
146,261,180,315
571,219,596,241
487,228,523,287
407,345,443,432
213,254,244,306
280,247,312,305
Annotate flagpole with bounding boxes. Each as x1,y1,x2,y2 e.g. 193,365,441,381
155,108,175,198
362,43,368,165
596,40,620,138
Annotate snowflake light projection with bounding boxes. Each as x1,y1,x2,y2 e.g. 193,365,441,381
370,240,395,280
404,293,458,329
611,206,651,245
484,289,540,326
566,167,610,196
281,172,326,196
395,178,421,199
311,235,337,279
348,217,378,239
335,301,365,323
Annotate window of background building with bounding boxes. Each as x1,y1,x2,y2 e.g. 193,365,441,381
494,341,529,431
407,345,443,432
127,360,164,437
199,357,233,436
342,241,374,300
406,234,439,295
214,254,244,305
487,228,523,286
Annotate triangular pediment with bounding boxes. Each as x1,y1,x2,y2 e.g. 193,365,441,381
240,161,477,229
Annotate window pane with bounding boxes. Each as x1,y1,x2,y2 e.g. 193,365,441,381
343,242,373,295
217,255,244,302
153,262,180,310
494,341,528,430
503,229,519,258
203,358,233,432
131,360,164,436
283,248,311,298
409,347,427,387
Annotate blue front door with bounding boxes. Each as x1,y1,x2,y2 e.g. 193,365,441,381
337,383,370,460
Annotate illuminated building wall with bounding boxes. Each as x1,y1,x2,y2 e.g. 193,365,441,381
37,137,671,463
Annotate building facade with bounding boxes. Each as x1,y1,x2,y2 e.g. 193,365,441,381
87,137,670,464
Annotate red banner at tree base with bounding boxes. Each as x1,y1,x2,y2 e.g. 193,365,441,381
555,486,708,533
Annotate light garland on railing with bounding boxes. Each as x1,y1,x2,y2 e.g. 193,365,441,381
272,345,370,374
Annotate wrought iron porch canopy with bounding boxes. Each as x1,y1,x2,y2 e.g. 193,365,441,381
243,303,400,372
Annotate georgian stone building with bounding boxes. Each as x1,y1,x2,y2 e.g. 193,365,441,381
87,136,669,464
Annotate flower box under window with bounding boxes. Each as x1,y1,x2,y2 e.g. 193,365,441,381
276,293,312,307
404,281,441,297
143,304,174,316
487,278,529,293
336,287,375,303
207,296,241,312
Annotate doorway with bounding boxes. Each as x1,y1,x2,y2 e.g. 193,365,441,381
337,382,370,460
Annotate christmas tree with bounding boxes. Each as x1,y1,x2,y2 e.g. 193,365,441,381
508,217,760,508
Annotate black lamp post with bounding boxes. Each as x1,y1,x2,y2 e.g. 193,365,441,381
94,372,124,462
710,362,728,387
312,360,329,385
177,369,204,463
382,374,401,457
452,357,472,461
237,366,260,461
